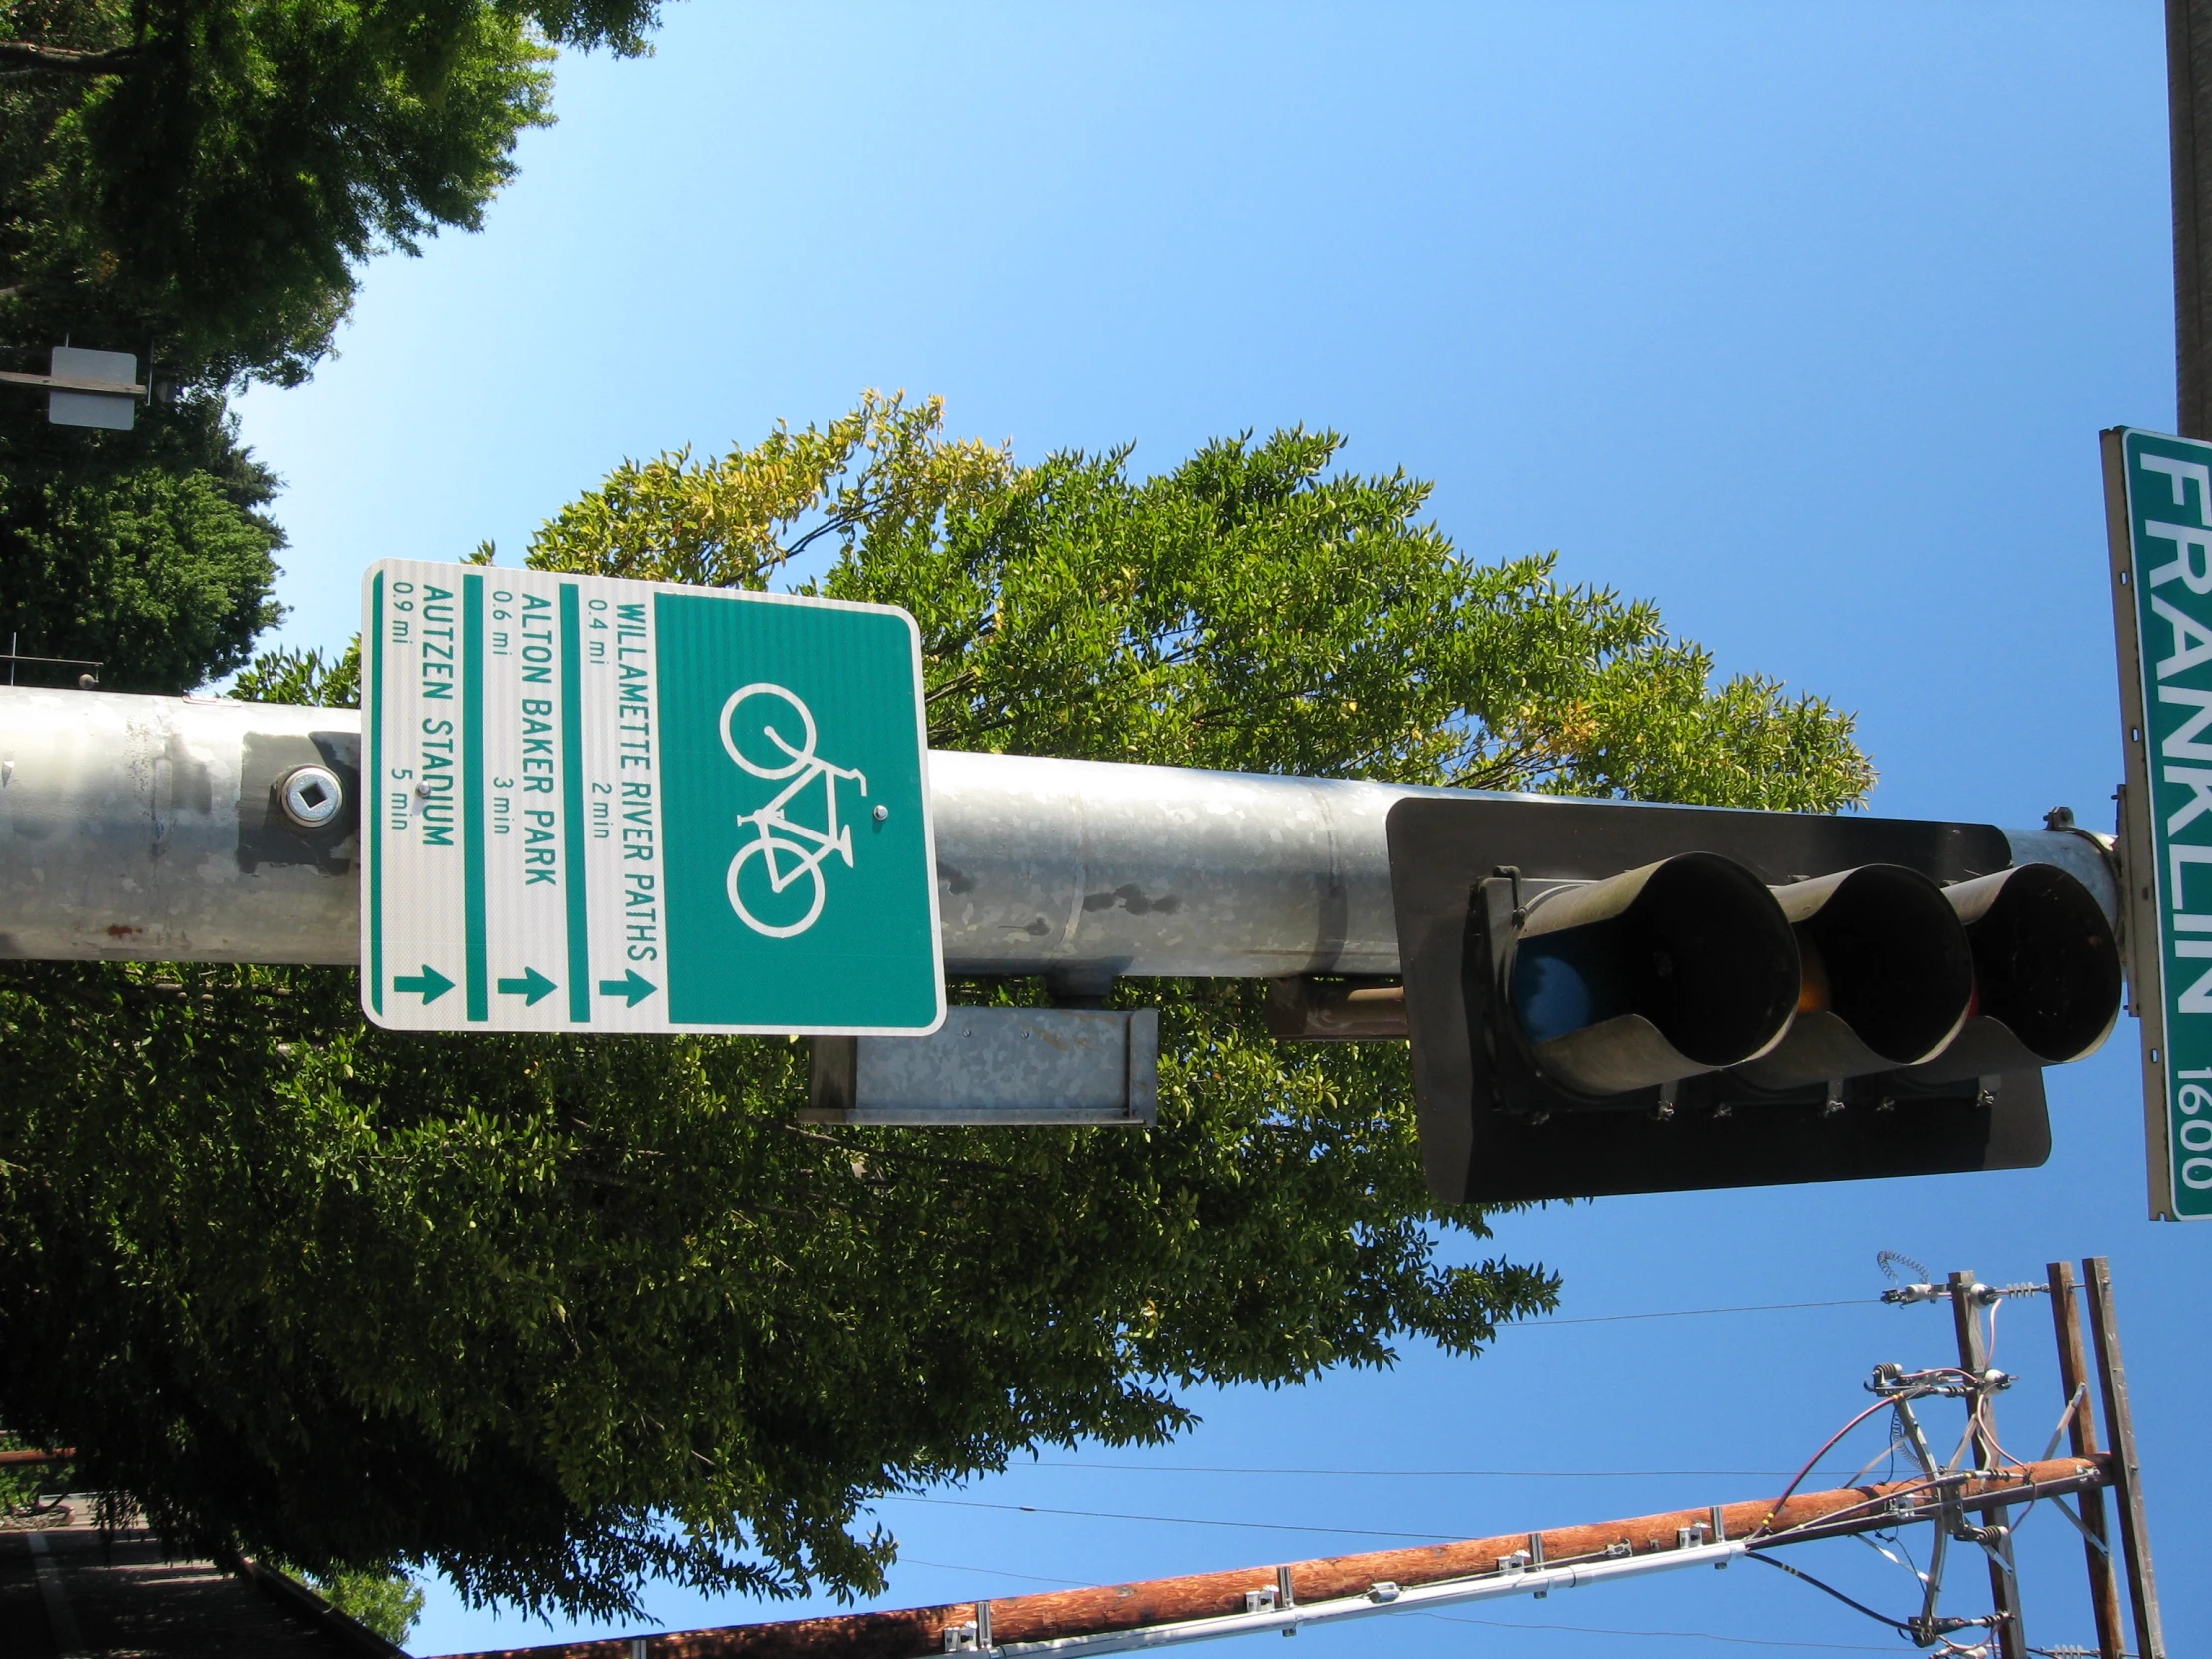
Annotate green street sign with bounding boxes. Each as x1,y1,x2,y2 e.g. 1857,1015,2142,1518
2104,427,2212,1220
360,560,944,1036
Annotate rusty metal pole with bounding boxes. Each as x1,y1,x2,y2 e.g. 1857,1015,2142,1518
2172,0,2212,435
2048,1260,2126,1659
434,1461,2111,1659
1949,1270,2027,1659
2084,1257,2167,1659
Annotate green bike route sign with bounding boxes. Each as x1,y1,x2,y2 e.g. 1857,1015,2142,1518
360,560,944,1036
2104,427,2212,1220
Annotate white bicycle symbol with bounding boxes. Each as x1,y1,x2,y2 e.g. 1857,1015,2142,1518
721,683,867,938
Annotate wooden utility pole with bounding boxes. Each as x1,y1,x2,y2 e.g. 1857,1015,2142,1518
440,1265,2159,1659
2047,1261,2126,1659
2173,0,2212,434
445,1462,2110,1659
2084,1257,2167,1659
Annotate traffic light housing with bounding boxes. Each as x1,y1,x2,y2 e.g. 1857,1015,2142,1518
1386,797,2123,1205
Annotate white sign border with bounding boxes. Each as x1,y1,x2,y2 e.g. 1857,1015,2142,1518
359,558,946,1037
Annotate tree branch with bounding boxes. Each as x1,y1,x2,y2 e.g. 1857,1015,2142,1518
776,508,862,563
0,41,142,75
925,667,980,705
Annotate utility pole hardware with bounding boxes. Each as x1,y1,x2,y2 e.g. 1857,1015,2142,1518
433,1260,2157,1659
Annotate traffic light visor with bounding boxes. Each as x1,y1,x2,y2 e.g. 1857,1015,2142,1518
1908,862,2122,1080
1508,851,1800,1096
1736,863,1975,1088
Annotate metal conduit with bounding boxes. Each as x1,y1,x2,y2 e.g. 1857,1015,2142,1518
0,688,2119,976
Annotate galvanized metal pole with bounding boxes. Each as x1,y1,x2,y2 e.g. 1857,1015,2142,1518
0,688,2121,975
2173,0,2212,436
1950,1270,2028,1659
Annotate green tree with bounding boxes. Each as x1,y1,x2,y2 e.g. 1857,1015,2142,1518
0,397,1873,1620
1,0,669,691
531,391,1872,807
2,0,662,383
0,389,283,690
314,1566,428,1646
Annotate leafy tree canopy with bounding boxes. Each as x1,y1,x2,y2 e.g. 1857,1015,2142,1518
533,391,1875,806
0,397,1873,1621
0,388,283,689
2,0,665,384
3,0,663,689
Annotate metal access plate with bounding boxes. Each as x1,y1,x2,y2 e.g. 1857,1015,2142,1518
1385,794,2049,1205
805,1006,1160,1124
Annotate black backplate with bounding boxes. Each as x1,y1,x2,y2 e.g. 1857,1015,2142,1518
1385,795,2051,1205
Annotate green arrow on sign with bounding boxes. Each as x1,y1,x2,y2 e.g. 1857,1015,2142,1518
598,969,657,1007
497,967,557,1006
394,965,454,1004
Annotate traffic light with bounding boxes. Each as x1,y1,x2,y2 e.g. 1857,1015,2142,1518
1505,851,1800,1095
1386,797,2123,1205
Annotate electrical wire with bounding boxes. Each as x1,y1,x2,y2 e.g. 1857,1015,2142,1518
1851,1526,1930,1592
872,1494,1461,1542
1834,1426,1910,1493
1752,1471,1956,1548
892,1556,1091,1588
1751,1395,1902,1535
1753,1368,2005,1547
1517,1297,1872,1328
1743,1551,1919,1635
889,1305,2062,1656
1019,1461,1828,1479
1420,1611,1898,1652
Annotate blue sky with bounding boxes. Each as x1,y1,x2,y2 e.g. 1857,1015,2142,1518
231,5,2202,1654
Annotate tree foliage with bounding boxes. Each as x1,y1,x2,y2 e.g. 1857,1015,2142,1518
0,397,1874,1620
2,0,662,383
0,390,283,690
1,0,666,690
313,1565,428,1646
533,391,1875,808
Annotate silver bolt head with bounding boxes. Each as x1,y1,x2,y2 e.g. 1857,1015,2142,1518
872,803,889,822
279,763,344,830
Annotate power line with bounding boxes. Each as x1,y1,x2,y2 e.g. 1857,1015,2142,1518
1743,1552,1913,1635
1518,1297,1873,1328
1422,1611,1896,1651
978,1296,1882,1490
892,1465,1878,1543
872,1495,1461,1542
1020,1461,1836,1479
891,1557,1090,1589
